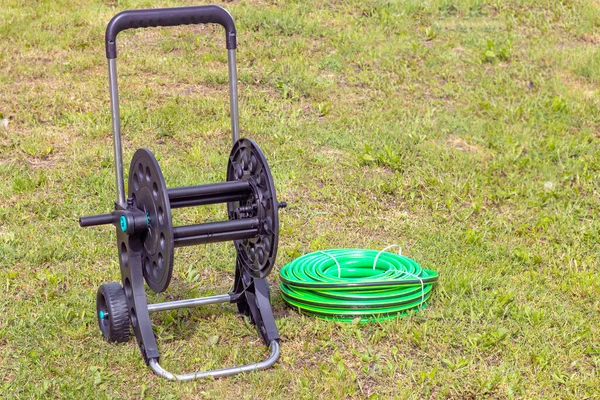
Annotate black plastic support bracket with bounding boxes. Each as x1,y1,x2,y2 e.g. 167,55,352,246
230,258,280,345
115,202,160,364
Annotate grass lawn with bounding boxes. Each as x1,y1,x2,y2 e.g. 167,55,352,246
1,0,600,398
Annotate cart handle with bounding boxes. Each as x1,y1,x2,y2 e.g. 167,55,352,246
105,5,236,59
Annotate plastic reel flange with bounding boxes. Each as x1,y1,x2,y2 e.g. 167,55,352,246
227,138,279,279
127,148,175,293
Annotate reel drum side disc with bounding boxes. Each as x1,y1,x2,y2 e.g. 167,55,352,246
227,139,279,279
128,148,175,293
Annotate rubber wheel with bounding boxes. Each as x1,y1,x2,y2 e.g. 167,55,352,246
96,282,130,343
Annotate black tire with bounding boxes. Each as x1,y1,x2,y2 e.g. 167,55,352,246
96,282,130,343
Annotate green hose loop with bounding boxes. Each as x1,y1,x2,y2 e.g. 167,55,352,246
279,249,439,322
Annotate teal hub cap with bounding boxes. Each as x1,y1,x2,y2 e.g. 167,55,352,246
99,310,108,319
119,216,127,232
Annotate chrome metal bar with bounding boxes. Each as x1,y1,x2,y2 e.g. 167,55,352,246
227,49,240,143
108,59,126,204
147,294,231,312
148,340,280,381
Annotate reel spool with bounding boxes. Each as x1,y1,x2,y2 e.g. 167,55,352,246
122,138,283,294
80,6,285,381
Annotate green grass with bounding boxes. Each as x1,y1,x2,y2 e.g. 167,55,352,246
1,0,600,398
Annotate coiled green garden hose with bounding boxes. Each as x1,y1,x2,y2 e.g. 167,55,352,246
279,248,439,322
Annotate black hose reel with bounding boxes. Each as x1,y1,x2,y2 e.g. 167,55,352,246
80,6,285,380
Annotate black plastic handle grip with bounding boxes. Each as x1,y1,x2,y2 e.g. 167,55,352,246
80,213,116,227
105,5,236,59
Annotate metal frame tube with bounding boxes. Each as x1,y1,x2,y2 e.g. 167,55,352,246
147,294,231,312
109,44,239,204
108,59,126,205
227,49,240,143
148,340,280,381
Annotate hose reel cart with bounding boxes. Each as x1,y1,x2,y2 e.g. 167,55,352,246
79,6,286,380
